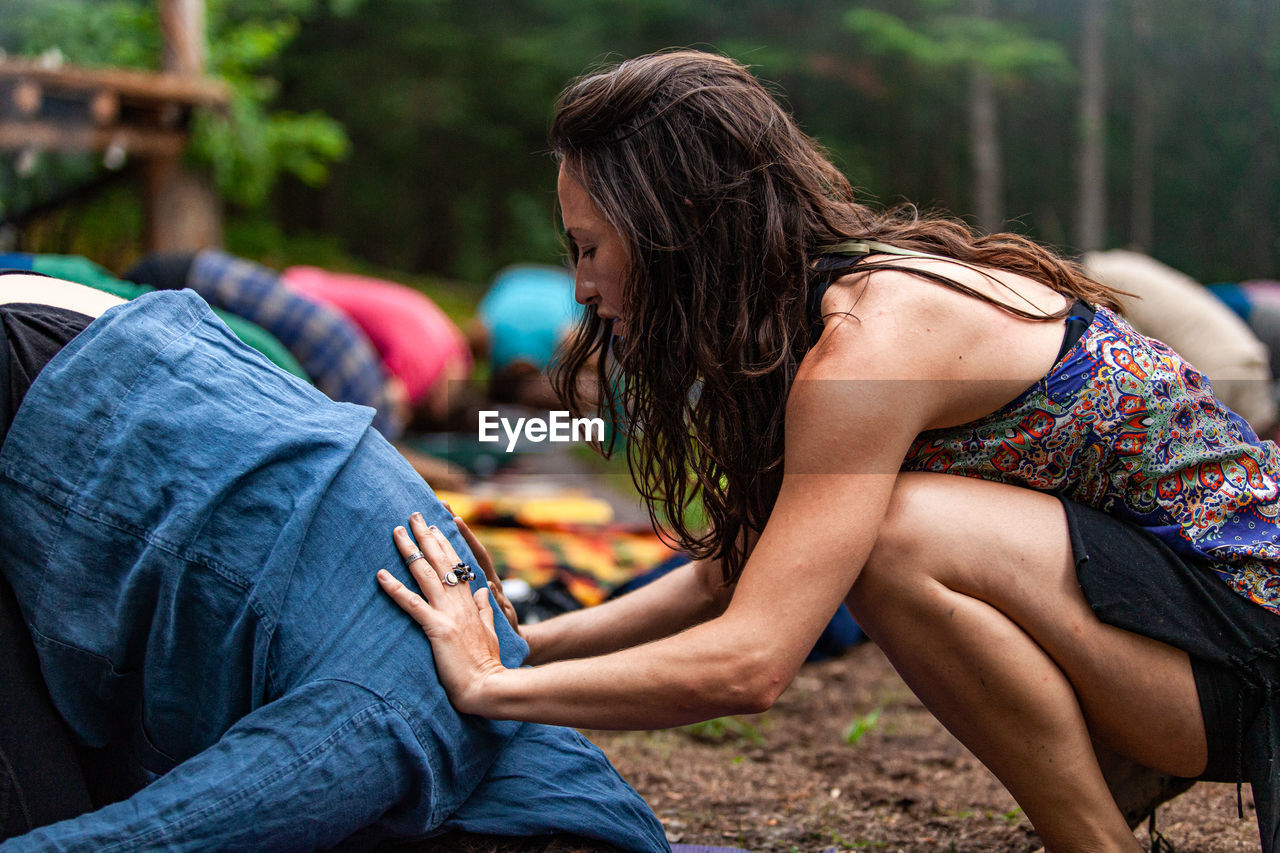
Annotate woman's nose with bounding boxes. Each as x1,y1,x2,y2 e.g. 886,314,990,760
574,274,597,305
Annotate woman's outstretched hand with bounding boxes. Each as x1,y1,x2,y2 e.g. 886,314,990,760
441,502,521,635
377,512,508,715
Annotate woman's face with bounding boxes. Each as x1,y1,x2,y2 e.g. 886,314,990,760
557,164,629,337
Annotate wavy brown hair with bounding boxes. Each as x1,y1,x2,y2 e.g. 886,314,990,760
549,49,1119,585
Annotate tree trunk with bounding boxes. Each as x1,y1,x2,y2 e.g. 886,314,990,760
159,0,207,76
969,0,1003,233
970,64,1003,232
1128,0,1154,253
1076,0,1107,252
1245,0,1277,273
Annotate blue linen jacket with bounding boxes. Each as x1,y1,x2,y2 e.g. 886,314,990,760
0,290,667,852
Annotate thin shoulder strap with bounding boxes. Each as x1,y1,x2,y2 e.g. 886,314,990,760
824,239,944,261
823,239,1076,321
810,240,939,341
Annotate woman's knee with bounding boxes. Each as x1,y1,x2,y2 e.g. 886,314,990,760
850,472,1069,614
850,473,958,608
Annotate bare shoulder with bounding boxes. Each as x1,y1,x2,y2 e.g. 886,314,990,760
800,261,983,383
855,254,1068,317
787,295,946,473
798,256,1072,432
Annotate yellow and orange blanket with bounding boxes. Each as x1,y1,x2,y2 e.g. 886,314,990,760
434,489,680,608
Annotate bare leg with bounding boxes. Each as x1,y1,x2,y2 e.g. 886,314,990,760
846,473,1207,853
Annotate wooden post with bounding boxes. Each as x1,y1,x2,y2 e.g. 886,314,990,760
968,0,1003,234
147,0,221,251
1128,0,1154,254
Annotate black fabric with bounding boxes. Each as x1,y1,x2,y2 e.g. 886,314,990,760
122,251,196,291
1056,299,1096,362
0,573,95,838
809,253,868,344
1061,497,1280,850
0,304,93,445
0,297,97,839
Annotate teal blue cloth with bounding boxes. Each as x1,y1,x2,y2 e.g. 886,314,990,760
0,290,667,852
478,264,582,372
1207,282,1252,321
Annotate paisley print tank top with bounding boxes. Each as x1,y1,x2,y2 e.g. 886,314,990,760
901,305,1280,615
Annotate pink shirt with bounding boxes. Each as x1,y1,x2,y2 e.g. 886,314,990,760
282,266,470,405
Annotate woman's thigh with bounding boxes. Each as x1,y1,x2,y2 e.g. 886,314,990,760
847,471,1208,777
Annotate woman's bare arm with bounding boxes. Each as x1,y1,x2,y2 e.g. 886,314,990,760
521,556,733,665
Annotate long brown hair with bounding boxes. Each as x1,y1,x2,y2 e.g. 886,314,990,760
549,50,1118,585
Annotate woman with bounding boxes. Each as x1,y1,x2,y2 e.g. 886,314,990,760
0,274,666,852
379,50,1280,852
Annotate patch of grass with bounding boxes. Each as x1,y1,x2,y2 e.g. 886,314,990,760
823,828,888,850
842,708,883,745
829,829,855,848
680,715,765,746
991,807,1024,826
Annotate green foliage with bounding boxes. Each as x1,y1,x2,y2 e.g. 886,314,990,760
844,2,1071,81
844,9,935,59
272,0,840,278
1,0,353,210
0,0,161,68
192,0,353,206
842,708,882,745
14,184,145,271
190,97,348,207
8,0,1280,283
994,806,1024,826
680,715,766,746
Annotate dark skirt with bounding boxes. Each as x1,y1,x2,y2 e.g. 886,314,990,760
1063,497,1280,851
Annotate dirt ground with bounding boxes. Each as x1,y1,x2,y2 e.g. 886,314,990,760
582,642,1262,853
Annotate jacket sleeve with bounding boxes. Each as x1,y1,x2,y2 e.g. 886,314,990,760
0,680,432,852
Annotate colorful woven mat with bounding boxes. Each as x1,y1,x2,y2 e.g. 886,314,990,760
435,488,679,608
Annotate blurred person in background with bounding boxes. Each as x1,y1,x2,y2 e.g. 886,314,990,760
470,264,583,410
125,250,404,438
281,265,474,433
1207,278,1280,439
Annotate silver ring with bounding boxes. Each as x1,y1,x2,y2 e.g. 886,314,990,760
452,562,476,582
442,570,462,586
403,551,425,566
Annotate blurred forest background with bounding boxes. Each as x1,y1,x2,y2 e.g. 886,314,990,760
2,0,1278,287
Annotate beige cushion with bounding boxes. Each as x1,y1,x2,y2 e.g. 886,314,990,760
0,274,126,319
